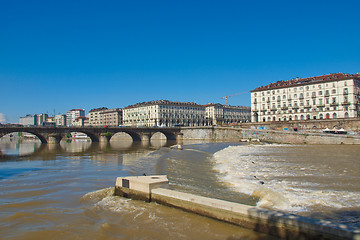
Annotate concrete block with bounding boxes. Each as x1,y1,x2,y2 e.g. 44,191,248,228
114,175,168,201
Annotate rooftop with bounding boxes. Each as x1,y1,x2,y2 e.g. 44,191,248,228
124,100,203,109
251,73,360,92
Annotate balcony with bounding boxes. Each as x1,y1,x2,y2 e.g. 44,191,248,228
342,101,350,105
271,107,278,111
325,93,330,97
316,104,325,107
311,95,316,98
292,105,299,109
304,105,311,108
281,106,288,110
330,102,339,106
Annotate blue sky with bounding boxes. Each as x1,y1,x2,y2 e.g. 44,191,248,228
1,0,359,123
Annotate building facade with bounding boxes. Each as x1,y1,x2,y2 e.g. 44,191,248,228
123,100,251,127
66,109,85,126
73,116,88,126
123,100,207,127
251,73,360,122
36,114,48,126
205,104,251,125
55,114,67,126
88,107,122,126
19,114,37,126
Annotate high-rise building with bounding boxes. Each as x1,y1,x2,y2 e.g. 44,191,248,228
250,73,360,122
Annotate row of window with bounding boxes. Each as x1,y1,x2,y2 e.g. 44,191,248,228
254,81,351,97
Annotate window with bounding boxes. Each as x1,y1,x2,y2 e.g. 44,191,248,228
332,89,336,94
318,91,323,95
344,88,348,94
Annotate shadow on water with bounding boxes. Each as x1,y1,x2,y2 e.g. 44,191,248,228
0,167,42,180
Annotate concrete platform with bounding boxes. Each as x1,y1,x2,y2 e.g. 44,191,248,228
115,175,168,202
114,175,360,239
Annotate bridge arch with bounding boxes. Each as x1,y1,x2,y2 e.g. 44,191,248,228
64,131,100,143
0,130,47,143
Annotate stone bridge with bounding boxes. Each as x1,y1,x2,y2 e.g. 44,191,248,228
0,126,183,144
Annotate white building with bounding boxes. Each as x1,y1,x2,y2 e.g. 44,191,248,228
123,100,251,127
123,100,207,127
205,104,251,125
55,114,67,126
19,114,37,126
66,109,85,126
251,73,360,122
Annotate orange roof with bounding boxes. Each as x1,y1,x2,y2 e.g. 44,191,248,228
251,73,360,92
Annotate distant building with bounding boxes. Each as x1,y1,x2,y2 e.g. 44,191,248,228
101,108,122,126
66,109,85,126
88,107,108,126
250,73,360,122
88,107,122,126
123,100,207,127
205,104,251,125
73,116,88,126
55,114,67,126
19,114,37,126
36,114,48,126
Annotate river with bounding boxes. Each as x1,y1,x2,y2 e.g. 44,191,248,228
0,137,359,239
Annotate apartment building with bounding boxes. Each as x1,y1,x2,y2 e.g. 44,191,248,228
55,114,67,126
88,107,122,126
19,114,37,126
36,114,48,126
123,100,251,127
205,104,251,125
123,100,207,127
66,109,85,126
251,73,360,122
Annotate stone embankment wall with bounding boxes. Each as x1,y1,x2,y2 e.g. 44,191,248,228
242,129,360,144
242,118,360,132
181,127,242,141
180,126,360,144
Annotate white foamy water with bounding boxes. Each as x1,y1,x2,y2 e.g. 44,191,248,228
212,144,360,213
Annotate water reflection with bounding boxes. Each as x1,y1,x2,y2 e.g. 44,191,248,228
0,139,178,160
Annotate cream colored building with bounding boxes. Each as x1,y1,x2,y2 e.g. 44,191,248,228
88,107,122,126
66,109,85,126
205,104,251,125
123,100,207,127
55,114,66,126
251,73,360,122
73,116,88,126
123,100,251,127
